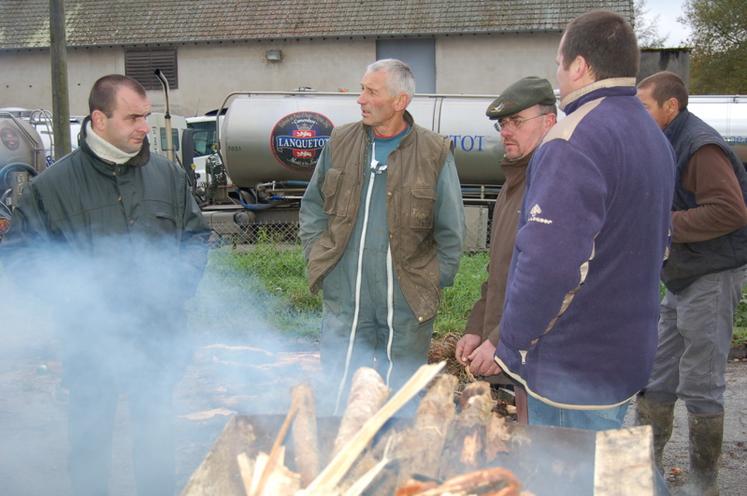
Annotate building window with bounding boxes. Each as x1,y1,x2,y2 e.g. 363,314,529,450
125,48,178,90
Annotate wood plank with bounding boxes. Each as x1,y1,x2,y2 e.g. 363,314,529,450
594,425,655,496
180,416,256,496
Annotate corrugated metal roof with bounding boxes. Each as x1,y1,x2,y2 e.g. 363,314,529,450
0,0,634,50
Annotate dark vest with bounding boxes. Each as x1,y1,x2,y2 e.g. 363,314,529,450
662,109,747,292
305,112,451,322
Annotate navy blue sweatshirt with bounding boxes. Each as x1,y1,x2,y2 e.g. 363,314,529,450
495,79,676,409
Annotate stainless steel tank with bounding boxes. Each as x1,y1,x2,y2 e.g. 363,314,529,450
0,113,46,173
219,92,508,188
218,92,747,189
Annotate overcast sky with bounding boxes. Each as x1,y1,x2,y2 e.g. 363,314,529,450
644,0,693,46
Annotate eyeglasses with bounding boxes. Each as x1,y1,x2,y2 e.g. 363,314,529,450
494,113,549,132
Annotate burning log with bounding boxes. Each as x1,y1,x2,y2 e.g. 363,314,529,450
332,367,390,456
180,416,257,496
440,381,496,476
484,414,511,461
393,373,458,485
396,466,523,496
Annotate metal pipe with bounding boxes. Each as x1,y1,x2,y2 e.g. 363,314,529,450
154,69,174,162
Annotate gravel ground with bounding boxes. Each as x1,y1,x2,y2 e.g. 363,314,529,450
625,358,747,496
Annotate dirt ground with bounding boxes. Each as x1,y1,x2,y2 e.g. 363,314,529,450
0,332,745,495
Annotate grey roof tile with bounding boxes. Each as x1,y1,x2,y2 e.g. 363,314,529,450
0,0,634,49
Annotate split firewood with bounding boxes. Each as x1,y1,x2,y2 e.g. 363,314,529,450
397,466,522,496
251,396,300,496
180,415,258,496
394,373,458,486
291,383,320,487
341,436,396,496
303,361,446,496
237,452,254,495
439,381,496,477
246,448,301,496
332,367,389,456
338,428,402,496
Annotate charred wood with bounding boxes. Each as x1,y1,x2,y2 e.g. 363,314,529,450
439,381,496,477
394,374,458,486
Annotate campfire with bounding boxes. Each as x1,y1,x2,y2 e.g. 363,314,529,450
180,362,657,496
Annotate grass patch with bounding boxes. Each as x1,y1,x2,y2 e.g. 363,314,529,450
228,244,321,312
218,246,747,349
434,252,489,337
733,327,747,347
188,247,321,340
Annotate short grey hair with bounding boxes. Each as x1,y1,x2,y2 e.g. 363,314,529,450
538,103,558,116
366,59,416,98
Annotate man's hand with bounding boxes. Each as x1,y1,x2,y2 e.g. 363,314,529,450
455,334,482,365
467,339,502,376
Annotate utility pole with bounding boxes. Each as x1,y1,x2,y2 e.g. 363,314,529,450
49,0,71,159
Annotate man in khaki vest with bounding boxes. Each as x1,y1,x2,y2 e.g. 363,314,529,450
300,59,464,411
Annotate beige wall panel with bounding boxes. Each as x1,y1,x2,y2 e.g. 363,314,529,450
0,48,122,115
436,34,562,95
172,40,374,116
1,35,565,117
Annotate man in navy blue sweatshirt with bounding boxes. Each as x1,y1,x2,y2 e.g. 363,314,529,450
493,10,675,431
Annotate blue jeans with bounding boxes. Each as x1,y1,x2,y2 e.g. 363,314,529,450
527,395,629,431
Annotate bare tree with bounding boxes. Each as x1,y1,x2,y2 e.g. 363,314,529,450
634,0,669,48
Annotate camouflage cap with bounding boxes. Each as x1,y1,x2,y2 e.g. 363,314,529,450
485,77,556,120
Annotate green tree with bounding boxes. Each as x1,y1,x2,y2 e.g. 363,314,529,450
681,0,747,93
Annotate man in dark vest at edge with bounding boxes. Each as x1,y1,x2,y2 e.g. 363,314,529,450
636,71,747,496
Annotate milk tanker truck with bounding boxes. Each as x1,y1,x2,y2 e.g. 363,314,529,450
195,91,746,239
0,111,47,238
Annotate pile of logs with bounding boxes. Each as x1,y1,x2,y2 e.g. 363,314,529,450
181,361,529,496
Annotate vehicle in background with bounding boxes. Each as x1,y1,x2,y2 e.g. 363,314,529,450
190,91,747,244
0,108,82,164
209,91,746,208
186,114,221,188
0,111,47,238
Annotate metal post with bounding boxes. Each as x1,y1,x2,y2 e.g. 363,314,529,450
154,69,174,162
49,0,71,159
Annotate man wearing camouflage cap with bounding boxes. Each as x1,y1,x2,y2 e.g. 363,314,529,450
456,77,556,384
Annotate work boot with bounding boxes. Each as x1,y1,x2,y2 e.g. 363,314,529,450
682,412,723,496
636,394,675,473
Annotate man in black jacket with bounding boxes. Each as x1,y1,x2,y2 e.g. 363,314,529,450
2,75,210,496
